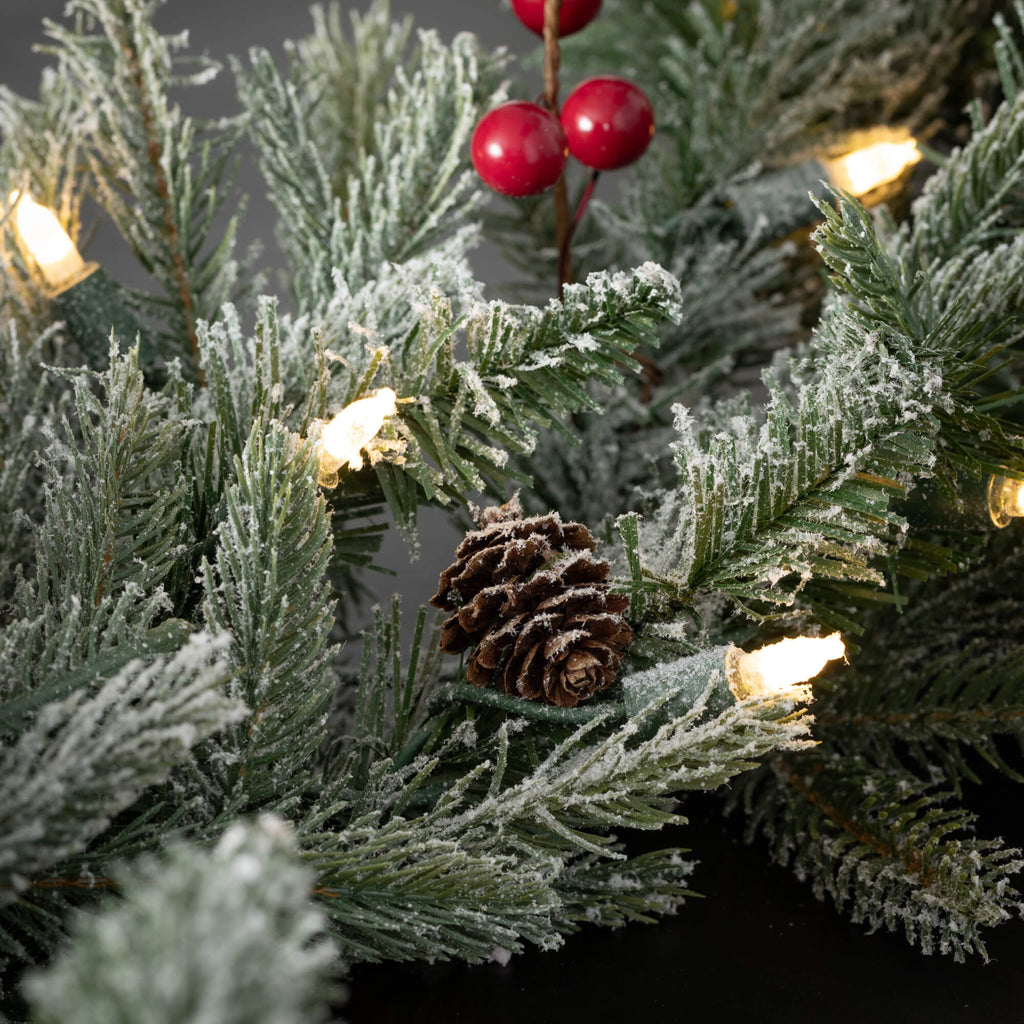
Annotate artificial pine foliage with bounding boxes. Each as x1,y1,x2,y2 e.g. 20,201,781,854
4,0,1024,1018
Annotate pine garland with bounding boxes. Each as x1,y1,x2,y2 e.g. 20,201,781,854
2,0,1024,1017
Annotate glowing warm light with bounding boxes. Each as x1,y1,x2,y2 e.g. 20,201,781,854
317,387,399,484
726,633,846,700
8,191,87,291
822,137,921,197
988,475,1024,528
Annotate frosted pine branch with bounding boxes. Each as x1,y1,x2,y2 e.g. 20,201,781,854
199,420,337,815
0,631,240,888
25,816,337,1024
814,543,1024,788
236,11,502,319
42,0,251,373
738,759,1024,962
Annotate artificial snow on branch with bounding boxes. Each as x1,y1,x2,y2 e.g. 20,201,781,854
24,817,338,1024
4,0,1024,1016
42,0,254,377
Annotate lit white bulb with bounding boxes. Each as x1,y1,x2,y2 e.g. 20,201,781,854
822,138,921,197
988,475,1024,528
8,191,86,291
726,633,846,700
318,387,398,478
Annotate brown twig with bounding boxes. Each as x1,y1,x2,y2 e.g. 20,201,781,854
121,34,206,387
542,0,574,295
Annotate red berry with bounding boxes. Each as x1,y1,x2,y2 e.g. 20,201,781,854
471,101,568,197
560,77,655,171
511,0,602,37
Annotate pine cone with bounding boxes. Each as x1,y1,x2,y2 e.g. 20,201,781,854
430,498,633,707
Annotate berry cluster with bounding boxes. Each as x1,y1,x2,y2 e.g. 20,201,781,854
471,0,654,197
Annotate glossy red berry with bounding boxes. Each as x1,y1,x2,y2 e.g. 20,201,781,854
560,76,655,171
510,0,602,37
471,101,568,197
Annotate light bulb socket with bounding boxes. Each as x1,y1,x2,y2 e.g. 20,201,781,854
723,162,828,244
621,646,736,729
724,644,758,700
50,265,153,376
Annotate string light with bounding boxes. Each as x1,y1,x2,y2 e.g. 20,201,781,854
621,633,846,725
6,191,142,370
8,191,89,293
724,128,920,242
820,133,922,198
988,475,1024,528
315,387,403,487
725,633,846,700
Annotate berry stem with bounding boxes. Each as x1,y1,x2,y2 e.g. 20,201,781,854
554,170,601,289
542,0,574,295
573,169,600,230
542,0,563,110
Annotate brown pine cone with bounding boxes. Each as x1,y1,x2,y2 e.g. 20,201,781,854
429,497,633,707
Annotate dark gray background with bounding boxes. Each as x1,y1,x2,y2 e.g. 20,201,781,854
5,5,1024,1022
1,2,518,101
